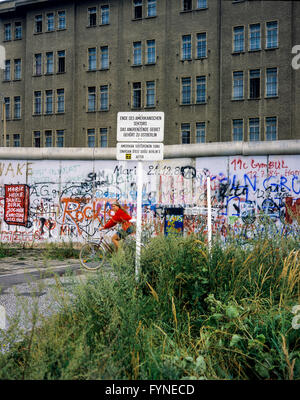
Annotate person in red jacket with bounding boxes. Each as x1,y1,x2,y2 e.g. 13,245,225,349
99,201,134,251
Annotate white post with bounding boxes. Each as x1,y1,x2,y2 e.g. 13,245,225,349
207,176,212,252
135,161,143,280
0,305,6,330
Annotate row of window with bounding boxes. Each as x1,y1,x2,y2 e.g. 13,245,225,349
233,21,278,53
2,66,279,120
232,117,277,142
3,50,66,81
32,130,64,147
4,134,21,147
33,89,65,115
180,116,277,144
2,20,278,81
3,90,65,117
2,0,207,41
32,129,108,148
233,68,278,100
3,116,278,148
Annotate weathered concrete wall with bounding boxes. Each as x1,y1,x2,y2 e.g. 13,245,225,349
0,151,299,244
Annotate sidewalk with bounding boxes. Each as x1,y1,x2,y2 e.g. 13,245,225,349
0,248,80,277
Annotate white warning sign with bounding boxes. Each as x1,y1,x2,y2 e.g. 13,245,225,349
117,112,164,142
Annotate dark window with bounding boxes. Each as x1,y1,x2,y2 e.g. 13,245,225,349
35,15,42,33
133,82,142,108
183,0,192,11
33,131,41,147
134,0,142,19
88,7,97,26
58,50,65,73
249,69,260,99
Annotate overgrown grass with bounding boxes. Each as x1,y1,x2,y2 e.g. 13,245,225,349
41,241,80,261
0,231,299,380
0,243,18,258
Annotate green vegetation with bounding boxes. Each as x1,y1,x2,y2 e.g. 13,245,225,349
0,233,299,380
41,241,80,261
0,243,18,258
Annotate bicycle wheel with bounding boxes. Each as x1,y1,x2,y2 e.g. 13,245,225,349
79,243,106,270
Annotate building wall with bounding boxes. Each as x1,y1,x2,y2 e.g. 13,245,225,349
0,0,299,147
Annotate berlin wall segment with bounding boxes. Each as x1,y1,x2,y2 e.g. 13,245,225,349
0,155,299,244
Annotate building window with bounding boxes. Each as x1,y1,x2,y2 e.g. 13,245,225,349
15,22,22,39
133,42,142,65
266,68,278,97
133,0,143,19
45,130,52,147
35,15,43,33
182,35,192,60
4,97,10,119
47,13,55,31
196,33,207,58
5,135,9,147
34,53,42,76
146,40,156,64
13,134,20,147
232,119,243,141
146,81,155,107
4,23,11,41
4,60,11,81
100,46,109,69
101,5,110,25
88,48,97,70
147,0,156,17
181,77,191,104
57,89,65,113
196,76,206,103
88,87,96,112
183,0,192,11
181,123,191,144
100,128,108,147
266,21,278,49
56,130,64,147
33,131,41,147
265,117,277,140
249,118,260,141
58,11,66,29
88,7,97,27
249,23,261,51
196,122,206,143
233,26,244,53
14,59,21,80
233,71,244,100
14,96,21,119
87,129,96,147
249,69,260,99
34,91,42,115
100,85,109,111
45,90,53,114
132,82,142,108
197,0,207,9
46,52,54,74
57,50,65,73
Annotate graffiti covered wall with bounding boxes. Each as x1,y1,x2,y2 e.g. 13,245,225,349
0,155,299,244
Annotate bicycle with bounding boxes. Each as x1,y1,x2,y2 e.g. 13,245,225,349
79,227,142,271
79,230,115,271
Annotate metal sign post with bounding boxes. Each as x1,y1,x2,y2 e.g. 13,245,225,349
117,111,164,280
207,176,212,252
135,161,143,279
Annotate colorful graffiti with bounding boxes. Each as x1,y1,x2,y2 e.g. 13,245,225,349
0,156,299,244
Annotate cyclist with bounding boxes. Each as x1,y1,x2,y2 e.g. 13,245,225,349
99,201,134,251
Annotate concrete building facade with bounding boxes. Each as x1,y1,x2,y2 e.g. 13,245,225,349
0,0,299,148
